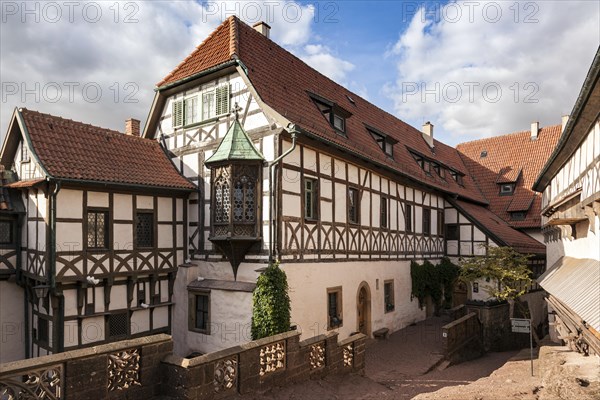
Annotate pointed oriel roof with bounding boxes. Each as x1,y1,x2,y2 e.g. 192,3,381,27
205,118,264,165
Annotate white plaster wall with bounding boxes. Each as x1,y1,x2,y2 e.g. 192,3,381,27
157,197,172,221
131,309,150,334
0,281,25,363
56,189,83,219
546,215,600,267
136,195,153,210
64,321,78,348
87,192,108,208
81,316,104,344
113,194,132,220
56,222,82,251
281,260,426,342
154,306,169,329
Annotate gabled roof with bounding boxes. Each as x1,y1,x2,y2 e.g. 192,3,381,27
205,119,264,165
156,16,487,204
1,108,195,191
457,125,562,228
453,200,545,254
158,18,236,87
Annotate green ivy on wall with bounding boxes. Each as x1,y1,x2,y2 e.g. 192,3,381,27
251,261,292,340
411,257,460,309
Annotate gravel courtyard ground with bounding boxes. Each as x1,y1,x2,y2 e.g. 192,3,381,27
240,317,545,399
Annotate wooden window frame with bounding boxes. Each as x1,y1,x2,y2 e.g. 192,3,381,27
327,286,343,330
188,290,211,334
384,280,395,313
380,196,388,228
86,209,109,250
437,210,444,237
423,208,431,235
21,143,30,162
37,316,49,345
405,204,413,233
135,210,155,249
303,177,319,221
446,224,459,240
348,187,360,225
0,219,15,246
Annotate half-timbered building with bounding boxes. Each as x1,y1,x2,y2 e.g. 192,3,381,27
141,17,545,356
0,109,194,362
535,47,600,356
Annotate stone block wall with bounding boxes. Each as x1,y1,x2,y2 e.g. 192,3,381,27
160,330,366,399
0,334,172,400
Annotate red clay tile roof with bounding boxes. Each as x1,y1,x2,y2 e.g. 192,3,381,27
457,125,561,228
157,18,235,87
19,109,195,190
453,200,545,254
233,19,487,204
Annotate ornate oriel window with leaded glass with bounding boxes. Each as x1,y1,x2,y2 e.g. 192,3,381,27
204,112,265,280
211,164,260,238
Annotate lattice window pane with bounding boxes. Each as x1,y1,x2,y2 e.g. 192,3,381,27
195,294,209,331
109,312,128,338
87,211,107,248
0,220,13,244
136,213,154,248
38,318,49,343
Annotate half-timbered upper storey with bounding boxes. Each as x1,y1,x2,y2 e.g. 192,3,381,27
143,16,544,262
0,108,195,357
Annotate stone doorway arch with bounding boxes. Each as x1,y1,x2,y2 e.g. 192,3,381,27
356,282,372,337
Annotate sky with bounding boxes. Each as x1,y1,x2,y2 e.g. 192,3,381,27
0,0,598,146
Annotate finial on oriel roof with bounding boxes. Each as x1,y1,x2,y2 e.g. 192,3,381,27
232,102,242,120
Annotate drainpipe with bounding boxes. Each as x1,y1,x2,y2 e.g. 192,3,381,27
268,125,298,265
49,179,63,352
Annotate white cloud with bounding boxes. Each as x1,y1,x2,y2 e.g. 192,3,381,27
384,1,599,144
299,44,355,84
0,0,344,144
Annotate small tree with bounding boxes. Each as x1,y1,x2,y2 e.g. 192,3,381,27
459,245,533,305
251,261,291,340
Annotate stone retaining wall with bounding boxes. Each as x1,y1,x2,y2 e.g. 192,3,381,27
160,330,366,399
0,334,172,400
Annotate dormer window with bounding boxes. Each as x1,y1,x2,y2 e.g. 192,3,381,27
510,211,526,220
433,163,445,179
172,83,230,128
499,183,515,195
309,92,352,135
367,126,397,158
449,170,464,186
21,143,29,162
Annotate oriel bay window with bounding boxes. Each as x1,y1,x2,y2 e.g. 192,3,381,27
205,116,265,280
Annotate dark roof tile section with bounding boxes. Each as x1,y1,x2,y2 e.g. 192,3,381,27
457,125,561,228
454,200,545,254
20,109,195,190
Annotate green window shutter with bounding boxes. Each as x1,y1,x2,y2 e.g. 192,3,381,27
215,84,230,117
172,99,183,128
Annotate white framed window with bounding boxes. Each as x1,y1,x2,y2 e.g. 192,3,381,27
184,95,199,126
171,83,230,128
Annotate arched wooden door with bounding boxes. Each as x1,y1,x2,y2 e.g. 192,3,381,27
357,282,371,336
453,281,468,307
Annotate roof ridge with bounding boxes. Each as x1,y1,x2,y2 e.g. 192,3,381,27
20,108,154,144
229,15,239,57
456,124,562,147
157,17,232,87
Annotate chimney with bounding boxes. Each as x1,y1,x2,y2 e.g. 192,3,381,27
530,121,539,140
561,115,569,132
253,21,271,38
422,121,434,149
125,118,140,136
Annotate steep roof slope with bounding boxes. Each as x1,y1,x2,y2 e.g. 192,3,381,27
16,109,195,190
156,16,487,204
457,125,561,229
453,200,545,254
